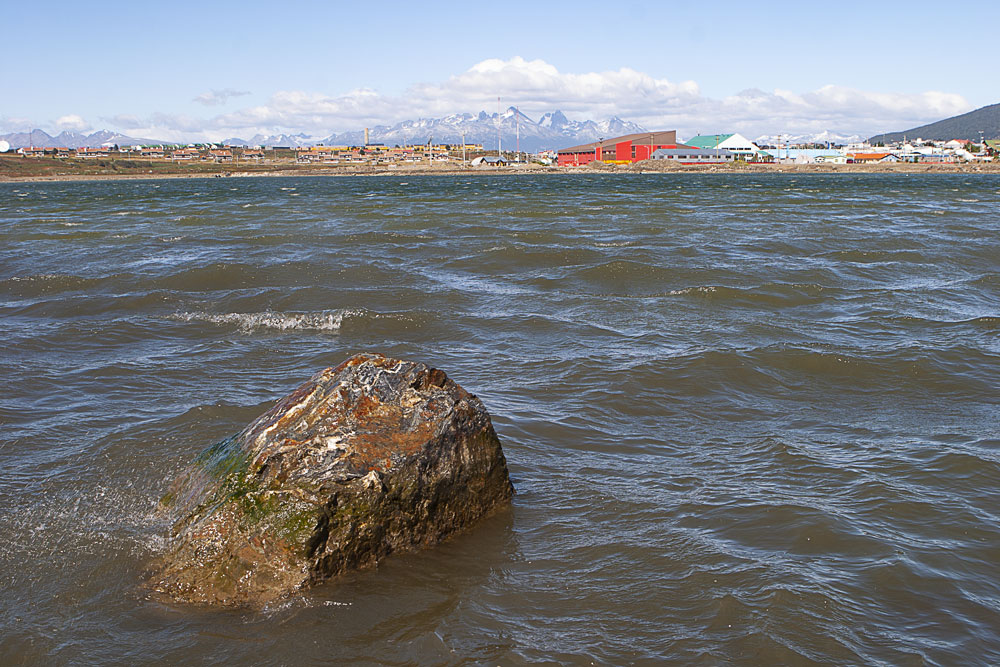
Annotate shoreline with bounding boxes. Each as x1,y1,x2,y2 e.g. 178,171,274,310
2,161,999,183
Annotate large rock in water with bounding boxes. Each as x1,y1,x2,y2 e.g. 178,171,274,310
148,353,514,606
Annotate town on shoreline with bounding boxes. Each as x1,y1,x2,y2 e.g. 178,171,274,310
2,129,999,183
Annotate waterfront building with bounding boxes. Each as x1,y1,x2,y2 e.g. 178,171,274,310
76,147,111,159
471,156,508,166
684,133,763,160
650,147,734,164
772,148,847,164
170,148,201,161
557,131,683,166
847,152,899,163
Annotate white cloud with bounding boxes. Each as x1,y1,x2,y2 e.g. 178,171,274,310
74,57,973,142
0,116,34,132
413,56,702,119
634,84,971,140
193,88,252,106
97,112,222,143
106,114,144,130
54,114,91,132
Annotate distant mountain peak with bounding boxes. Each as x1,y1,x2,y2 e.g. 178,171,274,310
538,110,569,129
1,110,651,152
0,128,166,149
755,130,864,146
322,109,647,152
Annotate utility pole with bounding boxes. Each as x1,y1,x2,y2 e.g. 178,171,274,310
497,97,502,157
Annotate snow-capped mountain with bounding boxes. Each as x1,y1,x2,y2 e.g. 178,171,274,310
0,129,160,149
754,130,864,147
322,108,647,152
222,133,321,148
2,110,648,152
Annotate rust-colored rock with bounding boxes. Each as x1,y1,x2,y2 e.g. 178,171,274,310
148,353,514,606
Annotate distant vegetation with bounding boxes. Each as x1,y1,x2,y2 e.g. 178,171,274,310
870,103,1000,143
0,155,300,179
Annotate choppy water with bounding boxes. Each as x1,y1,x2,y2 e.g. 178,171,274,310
1,173,998,664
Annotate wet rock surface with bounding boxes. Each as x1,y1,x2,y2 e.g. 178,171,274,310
148,353,514,606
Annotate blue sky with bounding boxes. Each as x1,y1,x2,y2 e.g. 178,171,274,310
3,0,997,140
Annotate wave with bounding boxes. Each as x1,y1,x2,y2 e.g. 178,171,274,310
601,282,841,307
673,282,838,307
0,273,120,298
614,343,998,400
167,307,429,336
824,249,929,263
879,314,1000,330
169,309,353,333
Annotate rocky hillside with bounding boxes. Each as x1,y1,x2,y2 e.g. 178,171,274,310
869,103,1000,143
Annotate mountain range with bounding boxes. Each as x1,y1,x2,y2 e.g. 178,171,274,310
0,110,647,153
869,102,1000,143
754,130,865,147
224,109,648,153
0,129,162,150
2,106,915,152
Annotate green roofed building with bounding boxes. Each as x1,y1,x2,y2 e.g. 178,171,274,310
683,132,764,160
685,134,735,149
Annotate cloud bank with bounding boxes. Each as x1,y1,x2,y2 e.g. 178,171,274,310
54,114,91,132
193,89,252,106
15,57,973,142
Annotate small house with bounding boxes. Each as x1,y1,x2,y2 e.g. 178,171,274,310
847,152,898,163
471,156,508,166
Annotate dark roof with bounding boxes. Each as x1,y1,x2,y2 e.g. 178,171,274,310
651,148,733,157
558,131,678,154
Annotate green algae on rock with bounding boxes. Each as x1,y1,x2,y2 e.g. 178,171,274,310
147,353,514,606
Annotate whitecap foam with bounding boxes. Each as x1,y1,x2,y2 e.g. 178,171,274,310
668,285,718,295
170,309,356,333
10,273,74,283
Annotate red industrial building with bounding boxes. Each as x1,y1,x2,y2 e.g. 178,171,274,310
557,131,689,166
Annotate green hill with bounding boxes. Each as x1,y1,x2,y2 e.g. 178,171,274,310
869,103,1000,143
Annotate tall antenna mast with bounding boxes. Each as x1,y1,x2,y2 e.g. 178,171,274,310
516,106,520,162
497,96,502,156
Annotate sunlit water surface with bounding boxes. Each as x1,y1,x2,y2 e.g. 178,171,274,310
1,173,998,664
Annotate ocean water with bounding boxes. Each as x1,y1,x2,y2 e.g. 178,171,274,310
1,173,998,665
